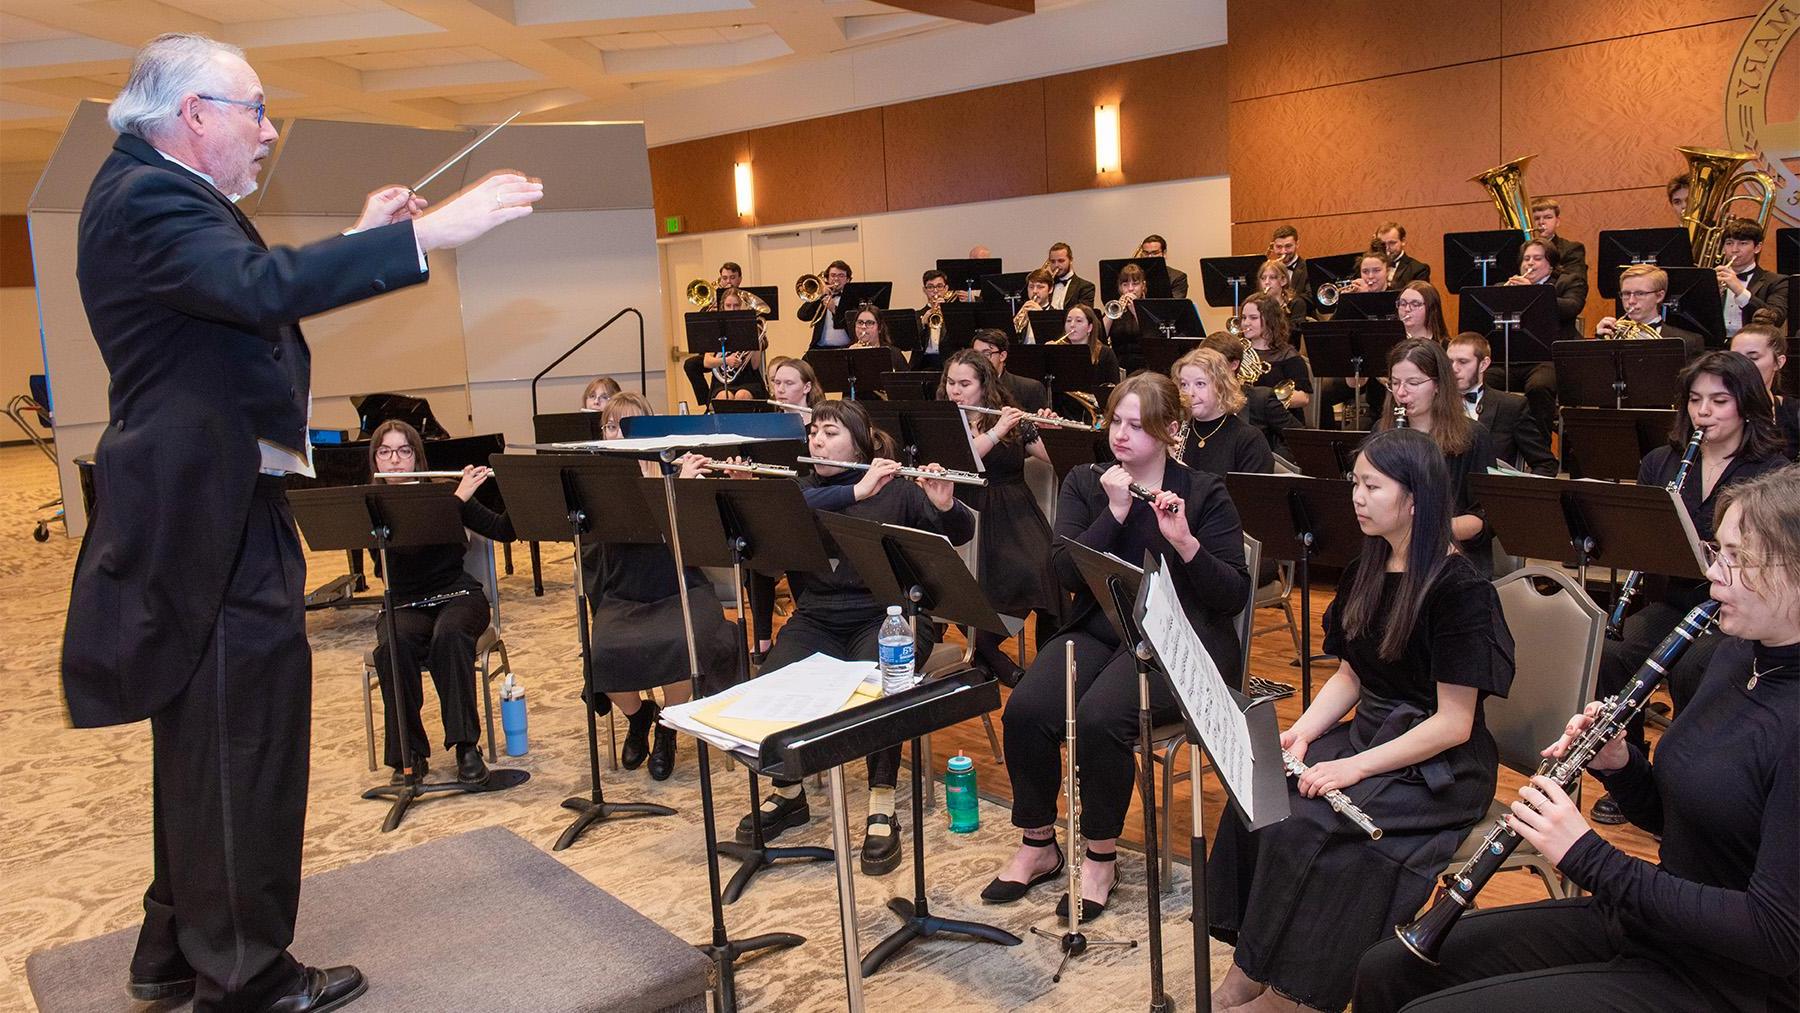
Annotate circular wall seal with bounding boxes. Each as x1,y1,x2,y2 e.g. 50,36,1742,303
1725,2,1799,226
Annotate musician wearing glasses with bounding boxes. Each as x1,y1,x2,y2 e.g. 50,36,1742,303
1396,281,1450,344
915,268,953,370
1209,428,1515,1013
972,329,1050,412
1377,339,1496,575
801,260,854,348
1137,234,1189,300
1596,265,1705,360
1356,465,1798,1013
744,356,826,660
1717,219,1790,336
1588,353,1787,827
848,303,909,372
1447,333,1557,475
582,375,620,414
1376,222,1432,288
1201,332,1293,457
1730,324,1800,459
1529,197,1588,286
1046,241,1096,309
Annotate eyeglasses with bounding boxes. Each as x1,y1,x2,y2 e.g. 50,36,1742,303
1620,288,1664,300
1386,376,1435,390
855,318,878,328
975,348,1002,359
374,446,415,460
1395,299,1427,310
1702,541,1786,587
197,95,266,125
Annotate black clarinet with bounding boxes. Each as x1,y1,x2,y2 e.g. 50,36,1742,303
1606,425,1705,640
1394,599,1721,964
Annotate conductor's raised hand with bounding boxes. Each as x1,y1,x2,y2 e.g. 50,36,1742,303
355,185,427,231
412,170,544,252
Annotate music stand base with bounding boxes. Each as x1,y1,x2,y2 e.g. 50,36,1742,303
359,779,480,833
717,841,835,904
700,931,807,1013
1028,926,1136,984
861,897,1021,977
553,795,677,852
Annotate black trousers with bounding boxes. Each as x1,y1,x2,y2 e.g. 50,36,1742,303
1003,629,1179,840
372,590,488,769
1354,898,1718,1013
748,570,776,644
1595,599,1721,751
764,610,936,790
1485,360,1558,445
681,354,710,405
970,608,1059,680
133,478,309,1011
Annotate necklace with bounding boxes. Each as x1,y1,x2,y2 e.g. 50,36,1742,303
1747,660,1792,691
1191,416,1229,448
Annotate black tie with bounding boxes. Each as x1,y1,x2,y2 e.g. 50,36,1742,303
1464,390,1481,405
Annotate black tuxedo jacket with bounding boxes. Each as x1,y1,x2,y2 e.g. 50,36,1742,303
999,370,1049,412
798,296,844,348
62,134,425,727
1284,257,1312,318
1388,253,1432,288
1737,267,1790,329
1550,235,1588,285
1473,387,1556,475
1550,269,1588,339
1167,267,1190,301
1054,274,1096,309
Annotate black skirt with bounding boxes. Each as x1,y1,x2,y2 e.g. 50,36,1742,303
585,541,743,697
957,436,1057,616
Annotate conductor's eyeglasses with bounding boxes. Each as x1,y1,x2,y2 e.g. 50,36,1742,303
197,95,267,125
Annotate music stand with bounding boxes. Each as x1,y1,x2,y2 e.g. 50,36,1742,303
804,347,900,400
880,309,923,354
1658,267,1726,348
1037,427,1103,482
877,370,941,402
1140,336,1203,377
979,271,1030,311
834,282,894,327
1136,298,1205,338
1559,407,1677,482
1224,474,1361,706
1306,252,1362,291
1100,257,1174,301
1443,229,1525,293
1298,319,1406,429
288,483,530,833
685,310,762,369
815,512,1021,976
1027,308,1069,343
742,285,781,320
1332,291,1399,321
1595,228,1692,299
937,257,1003,299
1552,338,1687,409
533,411,605,444
352,391,451,440
860,400,984,474
942,301,1017,353
1280,428,1362,478
1007,344,1098,407
1457,285,1559,387
1198,255,1268,317
1471,473,1707,584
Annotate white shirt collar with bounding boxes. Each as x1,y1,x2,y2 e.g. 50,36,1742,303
156,148,254,201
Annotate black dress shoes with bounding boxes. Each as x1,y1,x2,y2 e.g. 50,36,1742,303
647,725,678,781
127,968,195,1002
735,790,810,844
1590,792,1626,825
860,814,902,875
388,757,428,786
262,965,367,1013
455,743,489,784
980,838,1065,903
620,700,661,770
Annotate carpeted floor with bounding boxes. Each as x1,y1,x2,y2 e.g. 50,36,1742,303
0,445,1232,1012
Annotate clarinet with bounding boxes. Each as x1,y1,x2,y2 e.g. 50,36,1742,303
1394,599,1721,964
1394,403,1408,428
1606,425,1705,640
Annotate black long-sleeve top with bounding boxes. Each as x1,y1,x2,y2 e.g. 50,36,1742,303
1636,443,1788,610
788,469,975,625
1238,382,1293,457
1560,637,1798,1010
1261,347,1312,425
1445,421,1496,574
1181,413,1272,479
385,495,515,603
1052,461,1249,685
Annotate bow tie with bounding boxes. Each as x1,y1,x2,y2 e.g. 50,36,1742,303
1463,389,1482,404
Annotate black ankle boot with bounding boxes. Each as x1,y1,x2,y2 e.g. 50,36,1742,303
648,725,677,781
620,700,660,771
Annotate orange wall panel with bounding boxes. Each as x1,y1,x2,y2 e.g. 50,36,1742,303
883,80,1048,211
1,215,32,288
1500,0,1762,55
1226,1,1499,102
749,107,889,225
1043,47,1229,192
648,131,749,237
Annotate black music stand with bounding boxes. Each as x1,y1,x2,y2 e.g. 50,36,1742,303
979,271,1030,311
1775,228,1797,276
353,391,451,440
1224,474,1361,706
1008,343,1098,407
937,257,1003,298
533,411,606,444
860,400,984,473
1558,407,1677,482
1443,229,1525,293
805,347,899,400
1027,308,1069,343
686,309,762,362
1140,336,1203,377
1659,267,1726,348
881,309,924,354
1137,298,1205,338
742,285,781,320
1101,258,1174,301
1307,252,1362,291
1457,285,1558,388
1332,290,1399,321
942,301,1017,352
484,453,677,850
815,512,1022,977
640,475,838,903
1552,338,1687,409
288,483,529,833
1299,319,1406,430
835,281,894,320
1470,473,1707,583
1038,427,1103,481
1198,255,1268,317
1281,428,1362,478
877,370,941,402
1595,228,1691,299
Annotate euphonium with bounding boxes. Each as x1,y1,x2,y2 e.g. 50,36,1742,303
1470,154,1536,242
1606,424,1705,639
685,278,714,309
1676,146,1777,268
1396,600,1722,964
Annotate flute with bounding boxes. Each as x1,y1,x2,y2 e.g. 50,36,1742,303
1282,749,1382,840
765,400,814,416
701,460,800,478
955,403,1098,431
796,456,987,487
376,470,468,480
1086,463,1178,513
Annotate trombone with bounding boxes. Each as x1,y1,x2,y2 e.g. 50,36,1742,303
796,456,987,486
955,403,1099,431
685,278,714,310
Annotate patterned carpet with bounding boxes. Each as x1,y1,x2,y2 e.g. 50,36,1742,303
0,445,1233,1012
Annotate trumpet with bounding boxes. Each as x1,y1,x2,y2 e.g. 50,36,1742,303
1315,279,1359,307
1282,749,1382,839
955,403,1099,431
701,460,800,478
796,457,987,486
924,289,962,330
1103,293,1135,320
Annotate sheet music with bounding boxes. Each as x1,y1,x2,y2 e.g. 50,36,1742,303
715,654,873,722
1140,564,1256,821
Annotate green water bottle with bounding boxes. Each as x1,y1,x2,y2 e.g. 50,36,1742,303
945,753,979,833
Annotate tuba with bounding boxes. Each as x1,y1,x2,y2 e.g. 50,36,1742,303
1676,146,1777,268
1470,154,1536,242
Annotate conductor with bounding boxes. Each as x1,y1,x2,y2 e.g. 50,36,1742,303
59,33,542,1012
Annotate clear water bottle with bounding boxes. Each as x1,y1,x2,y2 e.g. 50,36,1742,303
877,605,915,696
945,753,979,833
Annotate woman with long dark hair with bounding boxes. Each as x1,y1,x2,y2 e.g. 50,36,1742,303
1241,291,1311,425
1396,280,1449,345
1207,428,1515,1013
1730,322,1799,460
849,302,909,372
1356,465,1799,1013
745,357,827,658
1103,263,1151,373
1376,338,1495,574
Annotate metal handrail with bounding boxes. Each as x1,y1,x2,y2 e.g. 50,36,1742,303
528,307,647,417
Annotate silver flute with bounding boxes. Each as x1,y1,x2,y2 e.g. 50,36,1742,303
702,460,800,478
796,456,987,486
376,470,468,479
954,403,1098,431
1282,749,1382,839
764,399,814,416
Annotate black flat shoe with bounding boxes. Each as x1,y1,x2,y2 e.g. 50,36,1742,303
127,969,195,1002
1054,848,1117,922
262,965,367,1013
735,790,810,845
455,743,489,785
980,837,1065,903
620,700,660,771
388,758,428,785
996,666,1025,689
1590,793,1626,825
860,814,903,875
647,725,678,781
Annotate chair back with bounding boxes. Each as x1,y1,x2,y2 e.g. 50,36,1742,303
1271,453,1301,475
1238,534,1261,680
462,532,502,630
957,508,981,578
1488,565,1604,774
1302,358,1320,428
1023,456,1057,528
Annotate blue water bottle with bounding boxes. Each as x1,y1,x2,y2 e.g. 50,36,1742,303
500,675,528,757
945,753,979,833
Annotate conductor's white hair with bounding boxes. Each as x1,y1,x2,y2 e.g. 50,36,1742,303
107,33,244,141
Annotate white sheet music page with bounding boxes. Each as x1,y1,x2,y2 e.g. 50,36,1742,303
1141,564,1256,821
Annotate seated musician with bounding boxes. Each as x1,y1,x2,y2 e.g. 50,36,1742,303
1596,264,1705,360
1138,234,1189,300
1718,218,1790,336
1063,303,1122,384
1047,241,1096,308
1313,252,1390,430
1201,332,1293,457
848,302,909,373
1014,267,1056,344
1209,427,1515,1013
368,420,517,786
1588,352,1787,826
735,400,973,876
745,357,827,659
972,328,1049,412
915,268,953,370
1530,197,1588,286
1103,262,1150,372
1730,323,1800,458
1172,345,1273,477
1240,291,1311,426
1376,221,1432,287
1376,338,1497,575
1447,332,1557,475
986,374,1248,920
1270,224,1310,317
1397,281,1449,345
1356,465,1799,1013
1259,257,1310,325
1496,238,1583,441
1351,248,1390,296
802,260,854,349
1666,174,1689,221
701,287,768,402
717,261,743,290
582,375,620,413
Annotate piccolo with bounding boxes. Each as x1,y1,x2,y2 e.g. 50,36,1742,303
765,400,814,415
955,403,1097,431
1087,463,1178,513
1282,749,1383,840
702,460,800,478
797,456,987,486
376,470,468,479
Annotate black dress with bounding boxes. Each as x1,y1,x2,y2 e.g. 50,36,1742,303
1208,554,1515,1012
1777,395,1799,461
1181,413,1272,479
585,539,741,698
957,429,1057,616
1445,421,1496,575
1106,308,1147,374
1261,346,1312,426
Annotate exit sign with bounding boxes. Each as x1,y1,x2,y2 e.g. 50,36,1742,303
664,215,685,234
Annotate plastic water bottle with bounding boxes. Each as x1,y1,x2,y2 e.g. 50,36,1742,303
945,753,979,833
878,606,915,696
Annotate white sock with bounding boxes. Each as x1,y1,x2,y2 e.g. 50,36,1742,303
866,787,896,835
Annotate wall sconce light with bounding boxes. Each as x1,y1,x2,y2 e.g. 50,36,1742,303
1094,104,1120,174
734,161,754,217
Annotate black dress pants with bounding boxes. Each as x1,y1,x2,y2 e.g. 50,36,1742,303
372,589,489,769
1355,897,1719,1013
133,478,309,1011
1595,599,1721,752
1485,360,1559,446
